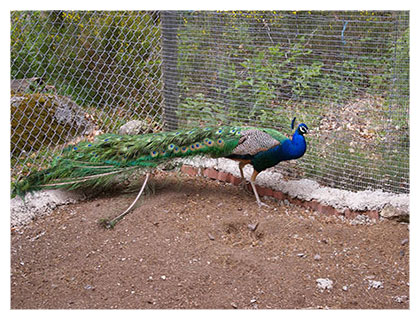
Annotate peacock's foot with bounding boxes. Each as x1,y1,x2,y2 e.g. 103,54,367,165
239,180,252,193
257,200,269,208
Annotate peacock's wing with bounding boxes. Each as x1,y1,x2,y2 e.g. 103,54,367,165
231,128,287,156
258,128,289,143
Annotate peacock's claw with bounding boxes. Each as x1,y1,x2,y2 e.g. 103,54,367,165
257,200,269,208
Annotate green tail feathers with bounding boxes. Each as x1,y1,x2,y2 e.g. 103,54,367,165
13,126,247,197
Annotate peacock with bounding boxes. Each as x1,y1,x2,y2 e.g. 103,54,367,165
13,118,308,220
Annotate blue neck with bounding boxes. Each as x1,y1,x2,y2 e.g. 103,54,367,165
278,130,307,160
250,129,307,172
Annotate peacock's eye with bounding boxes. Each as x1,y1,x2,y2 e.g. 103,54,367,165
299,126,308,134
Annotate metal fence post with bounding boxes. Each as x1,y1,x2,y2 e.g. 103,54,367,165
161,11,179,130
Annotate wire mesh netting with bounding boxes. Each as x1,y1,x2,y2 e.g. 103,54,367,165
10,10,409,194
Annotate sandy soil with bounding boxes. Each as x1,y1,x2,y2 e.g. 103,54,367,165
11,171,409,309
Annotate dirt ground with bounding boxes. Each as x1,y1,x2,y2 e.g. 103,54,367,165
11,171,409,309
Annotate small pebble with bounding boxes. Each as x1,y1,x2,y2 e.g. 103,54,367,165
368,280,383,290
208,233,215,240
231,302,238,309
297,253,305,258
394,295,408,303
401,238,409,245
342,285,348,291
248,222,259,232
316,278,333,290
314,254,321,261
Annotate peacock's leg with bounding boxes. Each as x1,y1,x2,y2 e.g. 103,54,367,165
250,170,268,208
239,161,246,180
238,161,252,193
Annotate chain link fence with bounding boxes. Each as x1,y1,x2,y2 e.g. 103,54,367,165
10,10,409,194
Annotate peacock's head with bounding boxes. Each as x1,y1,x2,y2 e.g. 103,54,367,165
296,123,309,135
291,117,309,135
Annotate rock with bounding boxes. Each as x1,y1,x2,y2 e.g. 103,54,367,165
297,253,305,258
11,77,44,93
350,214,371,225
342,285,348,291
208,233,215,240
401,238,409,245
316,278,333,291
118,120,153,135
10,189,86,227
368,280,383,290
393,295,408,303
54,96,95,131
11,93,96,157
247,222,259,231
231,302,238,309
314,254,321,261
380,204,409,222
